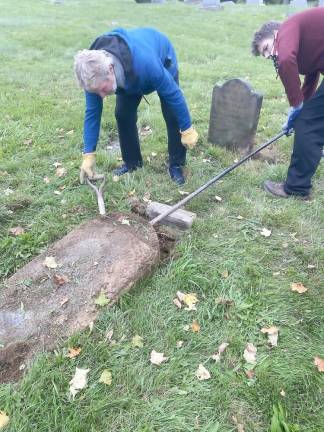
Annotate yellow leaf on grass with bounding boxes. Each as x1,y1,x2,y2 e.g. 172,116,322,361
191,320,200,333
150,350,168,365
291,282,308,294
99,369,112,385
131,335,144,348
221,269,229,279
314,356,324,372
67,347,82,359
94,291,110,307
183,293,198,307
0,411,10,429
196,364,211,380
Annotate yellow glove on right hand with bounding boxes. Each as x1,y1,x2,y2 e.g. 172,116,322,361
80,152,104,184
180,126,198,150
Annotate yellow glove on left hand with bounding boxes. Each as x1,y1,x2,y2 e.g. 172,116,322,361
180,126,198,150
80,152,104,184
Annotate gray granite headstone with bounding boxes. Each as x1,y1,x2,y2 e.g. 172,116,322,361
289,0,308,7
246,0,264,5
201,0,222,9
208,79,263,152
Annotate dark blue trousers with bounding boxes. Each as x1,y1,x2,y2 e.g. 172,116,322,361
284,79,324,196
114,79,186,170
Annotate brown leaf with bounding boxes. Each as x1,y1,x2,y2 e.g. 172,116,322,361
215,297,234,306
191,320,200,333
9,226,25,236
150,350,168,365
56,167,67,177
245,369,255,379
24,138,33,146
314,356,324,372
291,282,308,294
53,274,70,286
196,364,211,380
232,415,245,432
67,347,82,359
173,298,182,309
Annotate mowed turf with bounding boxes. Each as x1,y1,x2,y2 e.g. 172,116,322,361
0,1,323,431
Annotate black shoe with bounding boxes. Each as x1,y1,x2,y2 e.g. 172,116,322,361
113,164,138,176
169,165,185,185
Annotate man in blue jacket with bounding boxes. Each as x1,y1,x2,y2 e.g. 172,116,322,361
74,27,199,185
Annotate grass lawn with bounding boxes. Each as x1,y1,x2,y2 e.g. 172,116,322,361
0,0,323,430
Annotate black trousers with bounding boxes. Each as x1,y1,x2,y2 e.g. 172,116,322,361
114,82,186,169
284,79,324,196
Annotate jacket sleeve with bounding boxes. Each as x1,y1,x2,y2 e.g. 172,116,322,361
83,91,103,153
277,25,303,107
151,66,192,131
302,72,320,102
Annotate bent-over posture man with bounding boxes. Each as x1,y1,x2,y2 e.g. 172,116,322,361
74,27,198,185
251,8,324,199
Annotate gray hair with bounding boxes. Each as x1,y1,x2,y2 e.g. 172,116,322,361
251,21,281,56
74,49,113,91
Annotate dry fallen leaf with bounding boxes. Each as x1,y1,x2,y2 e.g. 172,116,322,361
99,369,112,385
260,227,272,237
245,369,255,379
43,256,58,269
215,195,222,202
178,190,190,196
128,189,136,197
54,274,70,286
176,340,184,349
9,226,25,236
215,297,234,306
261,326,279,347
314,356,324,372
183,293,198,307
243,343,257,364
53,162,62,168
112,175,119,182
291,282,308,294
176,291,186,302
232,415,245,432
212,342,229,362
221,269,229,279
105,329,114,342
67,347,82,359
280,389,286,397
94,291,110,307
191,320,200,333
237,215,244,220
56,167,67,177
121,219,130,226
131,335,144,348
307,264,316,269
196,364,211,380
0,411,10,429
69,367,90,399
54,190,62,195
43,176,51,184
173,298,182,309
150,350,168,365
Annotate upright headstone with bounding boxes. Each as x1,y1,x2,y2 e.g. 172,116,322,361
201,0,222,9
184,0,201,3
151,0,166,3
246,0,264,5
208,79,263,153
289,0,308,7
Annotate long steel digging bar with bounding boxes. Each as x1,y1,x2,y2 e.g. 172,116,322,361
150,131,286,226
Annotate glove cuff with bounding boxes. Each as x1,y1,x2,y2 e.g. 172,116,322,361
82,152,96,159
180,126,194,135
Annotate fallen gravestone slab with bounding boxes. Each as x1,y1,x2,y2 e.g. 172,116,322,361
208,78,263,153
0,213,159,383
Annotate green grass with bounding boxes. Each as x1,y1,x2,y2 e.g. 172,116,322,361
0,1,323,431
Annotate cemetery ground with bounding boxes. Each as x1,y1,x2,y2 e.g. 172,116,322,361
0,0,323,431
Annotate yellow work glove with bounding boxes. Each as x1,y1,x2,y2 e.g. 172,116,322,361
80,152,104,184
180,126,198,150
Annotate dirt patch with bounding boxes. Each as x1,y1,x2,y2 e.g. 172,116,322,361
0,213,160,383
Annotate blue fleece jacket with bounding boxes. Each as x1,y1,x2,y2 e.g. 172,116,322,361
83,27,192,153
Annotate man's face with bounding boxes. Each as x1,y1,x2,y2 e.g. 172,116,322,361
258,36,275,58
95,66,117,98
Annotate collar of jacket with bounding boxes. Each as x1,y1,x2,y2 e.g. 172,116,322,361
89,34,137,87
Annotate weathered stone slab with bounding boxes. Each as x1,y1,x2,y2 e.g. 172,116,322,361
0,213,159,383
201,0,222,9
147,202,196,230
208,79,263,153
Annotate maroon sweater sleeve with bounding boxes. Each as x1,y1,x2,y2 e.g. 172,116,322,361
302,71,320,101
276,23,303,107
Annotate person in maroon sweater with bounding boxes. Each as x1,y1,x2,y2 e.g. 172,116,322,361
251,8,324,199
